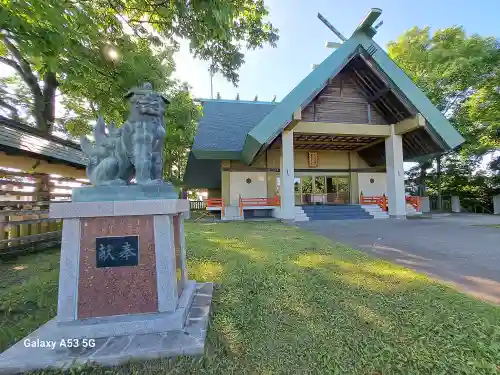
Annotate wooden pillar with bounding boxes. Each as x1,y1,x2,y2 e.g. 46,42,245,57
35,173,51,233
31,206,41,235
9,215,20,247
35,173,51,202
0,210,6,254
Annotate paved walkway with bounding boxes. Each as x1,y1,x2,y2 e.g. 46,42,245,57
297,214,500,304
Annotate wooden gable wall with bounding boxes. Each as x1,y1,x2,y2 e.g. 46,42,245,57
301,70,388,125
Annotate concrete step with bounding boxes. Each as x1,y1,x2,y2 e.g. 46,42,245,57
306,213,373,219
294,206,310,222
371,214,389,219
301,205,364,209
360,204,390,219
302,207,368,211
307,216,374,220
300,205,373,221
294,216,309,222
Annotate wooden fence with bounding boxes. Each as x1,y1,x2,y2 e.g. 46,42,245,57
0,169,88,257
189,200,207,210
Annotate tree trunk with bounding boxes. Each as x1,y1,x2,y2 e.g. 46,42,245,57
31,71,57,133
418,165,427,196
41,71,58,133
417,160,431,196
167,150,173,180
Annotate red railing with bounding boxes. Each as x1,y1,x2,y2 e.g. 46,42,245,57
239,195,280,216
206,198,224,217
406,196,421,211
360,193,421,212
359,192,387,211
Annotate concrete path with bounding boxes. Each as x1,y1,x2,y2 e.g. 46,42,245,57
296,214,500,304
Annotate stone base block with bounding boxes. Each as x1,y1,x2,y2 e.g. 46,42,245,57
57,280,196,339
0,283,213,375
72,182,178,202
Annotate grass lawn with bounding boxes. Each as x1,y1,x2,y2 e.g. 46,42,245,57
1,222,500,374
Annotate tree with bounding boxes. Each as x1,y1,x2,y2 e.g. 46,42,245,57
0,0,173,133
388,26,499,123
0,0,278,133
388,27,500,203
163,85,202,184
113,0,279,85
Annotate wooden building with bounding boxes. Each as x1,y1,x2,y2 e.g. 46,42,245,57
0,116,87,256
184,8,464,221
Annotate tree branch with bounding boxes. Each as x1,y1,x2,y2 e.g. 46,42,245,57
0,35,42,97
0,56,24,76
0,96,19,118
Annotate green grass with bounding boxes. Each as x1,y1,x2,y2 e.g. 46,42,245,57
2,222,500,374
473,224,500,228
0,249,60,352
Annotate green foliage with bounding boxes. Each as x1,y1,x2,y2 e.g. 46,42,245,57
163,86,202,184
388,26,500,156
406,155,495,211
60,38,176,136
118,0,279,85
389,26,500,201
0,0,174,133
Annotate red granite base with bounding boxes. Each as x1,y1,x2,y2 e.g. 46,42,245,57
78,215,158,319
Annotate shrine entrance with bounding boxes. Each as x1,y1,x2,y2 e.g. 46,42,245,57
294,174,350,205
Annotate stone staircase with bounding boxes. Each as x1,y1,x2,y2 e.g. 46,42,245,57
406,203,421,216
360,204,390,219
295,203,420,221
300,205,373,220
294,206,309,221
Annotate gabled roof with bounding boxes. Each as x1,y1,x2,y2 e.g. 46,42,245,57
191,100,277,160
241,8,465,163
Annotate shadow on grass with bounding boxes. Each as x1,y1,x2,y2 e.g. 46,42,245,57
5,222,500,375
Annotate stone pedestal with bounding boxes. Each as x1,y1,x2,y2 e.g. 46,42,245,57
420,196,430,213
0,191,213,373
50,198,194,337
493,195,500,215
451,196,461,213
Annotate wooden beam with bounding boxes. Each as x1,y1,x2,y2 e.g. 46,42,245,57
353,8,382,37
294,121,391,137
394,114,426,135
325,41,343,49
293,140,370,146
317,13,347,41
353,138,386,152
0,152,86,179
286,108,303,130
367,87,390,103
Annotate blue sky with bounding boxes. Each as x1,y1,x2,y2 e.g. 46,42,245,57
174,0,500,101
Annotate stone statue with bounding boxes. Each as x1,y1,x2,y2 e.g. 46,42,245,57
80,83,169,186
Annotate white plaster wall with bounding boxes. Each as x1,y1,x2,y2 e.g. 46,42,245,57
229,171,267,205
358,173,387,197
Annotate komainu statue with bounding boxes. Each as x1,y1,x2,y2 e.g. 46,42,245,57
80,83,169,186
